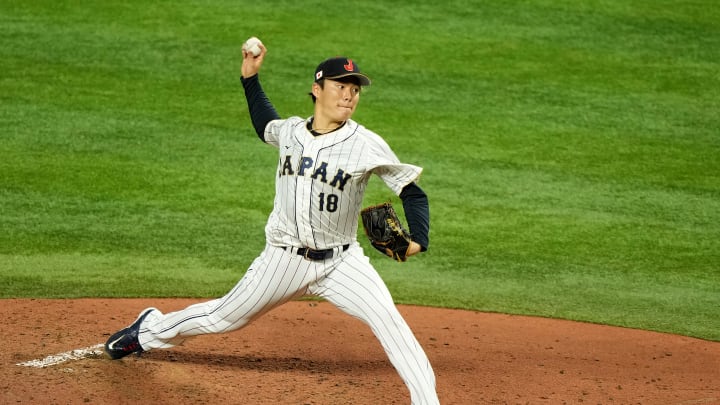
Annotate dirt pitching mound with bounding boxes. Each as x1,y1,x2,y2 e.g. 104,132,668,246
3,299,719,404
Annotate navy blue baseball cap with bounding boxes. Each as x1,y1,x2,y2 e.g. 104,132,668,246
314,57,371,86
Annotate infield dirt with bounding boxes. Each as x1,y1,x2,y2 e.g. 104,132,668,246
3,298,719,404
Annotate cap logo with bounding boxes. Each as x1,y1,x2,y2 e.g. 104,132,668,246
343,59,355,72
316,71,323,80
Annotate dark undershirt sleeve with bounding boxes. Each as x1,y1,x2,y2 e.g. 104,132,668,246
400,182,430,252
240,74,281,141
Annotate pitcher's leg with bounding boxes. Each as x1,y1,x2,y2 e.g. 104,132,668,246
140,246,312,350
312,250,439,405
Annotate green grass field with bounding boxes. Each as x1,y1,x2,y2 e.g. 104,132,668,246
1,1,718,341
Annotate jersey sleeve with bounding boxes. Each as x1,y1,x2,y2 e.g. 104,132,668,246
373,163,423,195
262,119,282,147
365,132,423,195
263,117,304,147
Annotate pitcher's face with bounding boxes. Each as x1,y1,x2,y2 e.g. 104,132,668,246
312,78,361,123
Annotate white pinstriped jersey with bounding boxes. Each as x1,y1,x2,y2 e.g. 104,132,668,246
262,116,422,250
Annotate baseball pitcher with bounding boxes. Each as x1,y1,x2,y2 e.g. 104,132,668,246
104,38,438,405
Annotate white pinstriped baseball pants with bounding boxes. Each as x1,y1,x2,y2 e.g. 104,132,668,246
138,243,439,405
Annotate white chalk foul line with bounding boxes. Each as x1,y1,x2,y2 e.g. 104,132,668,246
16,343,105,368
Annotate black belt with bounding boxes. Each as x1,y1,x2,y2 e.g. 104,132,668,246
283,244,350,261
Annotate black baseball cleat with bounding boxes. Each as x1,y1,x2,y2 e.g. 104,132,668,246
104,307,157,360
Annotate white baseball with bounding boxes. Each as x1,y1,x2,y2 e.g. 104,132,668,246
243,36,262,57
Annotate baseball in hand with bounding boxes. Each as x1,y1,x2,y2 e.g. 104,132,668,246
243,36,263,56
